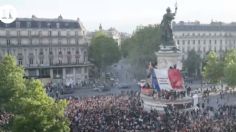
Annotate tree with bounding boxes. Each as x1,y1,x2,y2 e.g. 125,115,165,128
183,50,201,77
202,51,224,84
120,25,161,79
224,49,236,88
0,55,25,111
89,33,121,72
0,55,70,132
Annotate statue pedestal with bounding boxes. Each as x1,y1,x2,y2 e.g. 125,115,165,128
155,46,182,70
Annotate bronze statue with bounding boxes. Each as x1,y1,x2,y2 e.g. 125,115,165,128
160,5,177,47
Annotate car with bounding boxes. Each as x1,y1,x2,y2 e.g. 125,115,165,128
93,85,110,92
117,83,130,89
93,87,102,92
62,88,74,94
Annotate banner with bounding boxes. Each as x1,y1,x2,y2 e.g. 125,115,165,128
154,69,172,91
150,68,160,92
168,69,184,89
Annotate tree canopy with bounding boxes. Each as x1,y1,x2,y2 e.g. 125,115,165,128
224,50,236,88
183,50,201,77
202,51,224,84
88,33,121,71
0,55,70,132
120,25,161,79
202,50,236,88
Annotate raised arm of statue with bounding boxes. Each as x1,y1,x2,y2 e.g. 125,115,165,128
174,2,178,16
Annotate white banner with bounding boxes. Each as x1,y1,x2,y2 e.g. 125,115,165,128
154,69,172,91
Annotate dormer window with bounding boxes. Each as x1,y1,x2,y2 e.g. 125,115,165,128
27,22,31,28
56,23,60,28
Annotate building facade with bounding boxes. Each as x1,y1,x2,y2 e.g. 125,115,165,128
0,15,92,84
173,21,236,60
87,24,130,47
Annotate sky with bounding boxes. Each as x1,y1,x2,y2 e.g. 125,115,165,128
0,0,235,33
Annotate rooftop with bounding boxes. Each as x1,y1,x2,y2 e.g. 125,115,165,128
173,21,236,31
0,15,84,29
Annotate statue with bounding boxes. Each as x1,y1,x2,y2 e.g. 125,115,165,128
160,5,178,48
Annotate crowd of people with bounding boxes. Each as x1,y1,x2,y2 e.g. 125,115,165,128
65,90,236,132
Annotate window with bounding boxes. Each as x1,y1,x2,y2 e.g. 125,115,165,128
39,69,50,78
18,39,21,45
40,59,44,64
38,22,41,28
182,40,185,45
58,31,61,36
16,22,20,28
56,23,60,28
49,58,53,65
76,68,81,74
17,31,20,36
58,51,63,64
49,51,53,65
67,39,70,44
220,40,222,44
75,31,78,36
18,59,23,65
209,44,212,51
75,50,80,64
49,31,52,36
47,23,51,28
76,39,79,45
67,51,71,64
192,40,195,44
7,39,10,45
209,40,211,44
28,30,31,36
215,40,217,44
220,43,222,51
27,22,31,28
188,40,190,44
83,51,87,62
66,68,73,75
198,40,200,44
84,67,88,73
29,58,33,65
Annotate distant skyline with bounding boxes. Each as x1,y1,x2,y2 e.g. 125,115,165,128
0,0,235,33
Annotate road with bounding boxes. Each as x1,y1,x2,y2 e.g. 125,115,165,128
60,83,139,98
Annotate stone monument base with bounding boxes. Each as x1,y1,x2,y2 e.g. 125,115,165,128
140,93,195,112
155,46,182,70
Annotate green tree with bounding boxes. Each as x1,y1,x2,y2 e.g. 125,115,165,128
183,50,201,77
0,55,25,111
120,25,161,79
202,51,224,84
89,34,121,72
224,49,236,88
0,55,70,132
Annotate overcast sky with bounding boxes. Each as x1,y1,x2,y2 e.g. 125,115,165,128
1,0,235,33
